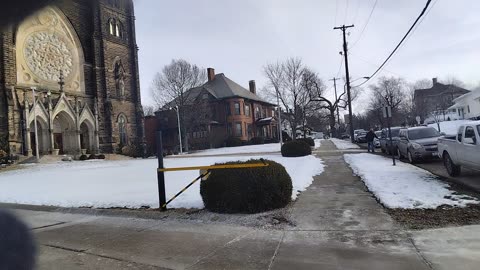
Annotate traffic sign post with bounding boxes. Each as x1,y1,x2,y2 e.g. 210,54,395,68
383,105,396,166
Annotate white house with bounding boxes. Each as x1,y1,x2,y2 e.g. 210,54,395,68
449,89,480,120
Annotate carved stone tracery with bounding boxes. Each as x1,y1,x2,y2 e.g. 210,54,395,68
24,31,74,82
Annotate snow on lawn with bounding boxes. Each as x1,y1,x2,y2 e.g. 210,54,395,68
344,153,478,209
428,120,471,135
188,139,322,156
0,154,324,209
330,138,360,150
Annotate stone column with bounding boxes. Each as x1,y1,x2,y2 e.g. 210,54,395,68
76,129,82,155
25,127,32,157
49,128,55,154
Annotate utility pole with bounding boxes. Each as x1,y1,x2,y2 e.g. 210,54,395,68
334,24,355,142
329,77,341,125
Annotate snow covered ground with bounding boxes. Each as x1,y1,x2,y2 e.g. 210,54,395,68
188,139,322,156
428,120,471,135
0,154,324,209
330,138,360,150
344,153,478,209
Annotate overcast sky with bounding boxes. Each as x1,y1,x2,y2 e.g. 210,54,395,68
134,0,480,112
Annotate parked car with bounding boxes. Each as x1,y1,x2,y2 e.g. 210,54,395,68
438,121,480,176
380,127,401,154
356,131,368,143
340,133,350,140
353,129,366,142
397,126,442,163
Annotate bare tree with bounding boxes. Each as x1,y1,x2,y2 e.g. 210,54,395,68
263,58,317,139
151,59,207,151
303,70,344,137
368,76,407,127
142,105,156,117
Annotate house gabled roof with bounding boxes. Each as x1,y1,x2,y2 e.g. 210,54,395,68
162,72,275,109
414,82,470,99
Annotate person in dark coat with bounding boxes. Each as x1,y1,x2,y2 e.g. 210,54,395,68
366,129,378,153
0,210,36,270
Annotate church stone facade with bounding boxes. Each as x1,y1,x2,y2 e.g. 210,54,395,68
0,0,144,156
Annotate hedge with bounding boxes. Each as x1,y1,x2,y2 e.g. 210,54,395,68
281,140,312,157
296,137,315,147
249,137,265,145
225,136,243,147
200,159,292,213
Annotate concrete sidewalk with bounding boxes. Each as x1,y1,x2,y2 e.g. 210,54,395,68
6,140,480,269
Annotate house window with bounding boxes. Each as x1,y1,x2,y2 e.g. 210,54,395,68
227,123,232,135
234,102,241,115
468,105,471,114
235,122,243,137
272,109,275,117
245,104,250,116
247,124,253,138
262,108,267,118
118,114,127,145
225,103,231,116
255,107,260,118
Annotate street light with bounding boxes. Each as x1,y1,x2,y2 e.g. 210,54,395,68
169,106,183,154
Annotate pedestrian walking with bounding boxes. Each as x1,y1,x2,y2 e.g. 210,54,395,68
366,129,378,153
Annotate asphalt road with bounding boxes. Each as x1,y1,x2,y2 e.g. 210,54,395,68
357,142,480,193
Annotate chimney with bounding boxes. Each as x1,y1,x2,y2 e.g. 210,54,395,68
207,68,215,81
249,80,256,94
432,78,438,85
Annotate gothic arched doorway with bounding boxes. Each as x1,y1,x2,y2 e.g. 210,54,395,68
29,117,49,156
80,120,94,154
53,111,77,154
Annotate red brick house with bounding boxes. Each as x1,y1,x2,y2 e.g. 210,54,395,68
146,68,278,153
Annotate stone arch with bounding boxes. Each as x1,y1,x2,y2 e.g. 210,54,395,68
52,110,77,154
52,94,77,123
29,116,49,155
15,6,86,92
79,119,95,154
27,101,49,127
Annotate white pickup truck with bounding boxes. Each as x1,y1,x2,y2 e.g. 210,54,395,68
438,121,480,176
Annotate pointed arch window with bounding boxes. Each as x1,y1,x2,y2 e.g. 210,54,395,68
108,18,124,39
118,114,127,145
109,20,115,35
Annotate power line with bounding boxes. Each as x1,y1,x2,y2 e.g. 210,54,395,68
334,0,338,26
349,0,378,50
354,0,433,87
344,0,350,23
400,0,438,50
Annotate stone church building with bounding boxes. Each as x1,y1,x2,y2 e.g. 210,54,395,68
0,0,144,156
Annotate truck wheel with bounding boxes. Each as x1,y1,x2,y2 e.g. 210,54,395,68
407,150,416,164
443,153,461,177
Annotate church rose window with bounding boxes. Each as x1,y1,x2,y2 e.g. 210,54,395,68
24,31,73,82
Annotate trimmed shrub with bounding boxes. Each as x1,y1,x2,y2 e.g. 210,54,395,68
281,140,311,157
88,154,96,160
225,136,242,147
200,159,292,213
97,154,106,160
282,131,292,142
250,137,265,145
79,155,88,161
297,137,315,147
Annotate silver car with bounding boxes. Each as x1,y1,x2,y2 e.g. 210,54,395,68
397,127,442,163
